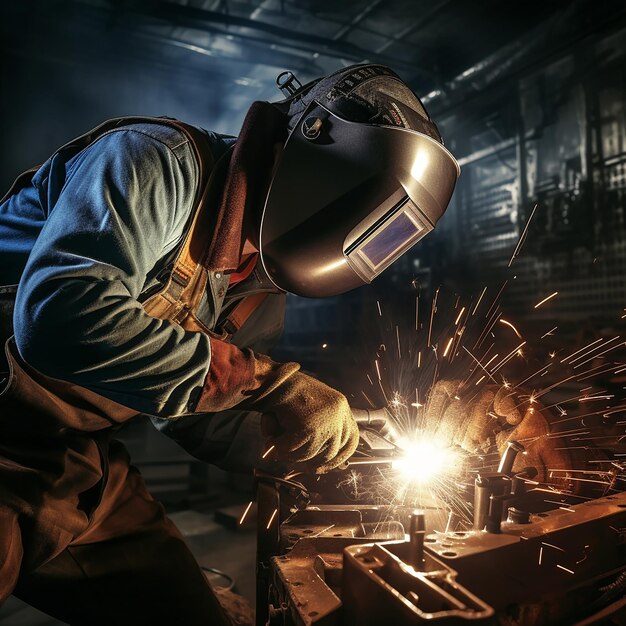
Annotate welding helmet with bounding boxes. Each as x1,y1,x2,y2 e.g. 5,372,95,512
259,64,460,298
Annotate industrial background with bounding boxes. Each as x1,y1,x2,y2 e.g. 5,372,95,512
1,1,625,623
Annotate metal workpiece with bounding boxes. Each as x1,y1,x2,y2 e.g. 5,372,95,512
268,508,407,626
342,541,494,625
423,491,626,614
277,507,406,554
472,441,528,533
256,422,626,625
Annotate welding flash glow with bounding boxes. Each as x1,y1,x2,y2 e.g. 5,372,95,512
391,436,458,485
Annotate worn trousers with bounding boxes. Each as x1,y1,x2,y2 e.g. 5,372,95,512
1,437,230,626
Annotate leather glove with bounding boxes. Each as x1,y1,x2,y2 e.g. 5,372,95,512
495,408,573,484
496,402,608,495
427,379,523,453
427,380,599,495
195,338,359,473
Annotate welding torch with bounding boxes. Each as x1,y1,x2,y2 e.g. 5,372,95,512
351,407,391,436
342,407,402,468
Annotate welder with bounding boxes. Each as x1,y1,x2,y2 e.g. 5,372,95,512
0,63,566,624
0,63,458,625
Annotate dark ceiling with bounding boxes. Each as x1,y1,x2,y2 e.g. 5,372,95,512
1,0,625,150
5,1,624,90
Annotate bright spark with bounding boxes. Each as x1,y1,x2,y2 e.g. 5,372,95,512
491,341,527,373
239,501,254,525
508,203,538,267
261,445,275,459
534,291,559,309
499,318,523,339
266,508,278,530
427,288,439,348
472,286,487,315
455,307,466,325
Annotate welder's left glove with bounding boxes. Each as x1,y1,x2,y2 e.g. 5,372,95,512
427,379,524,453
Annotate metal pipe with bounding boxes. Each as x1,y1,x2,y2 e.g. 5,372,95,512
497,440,525,476
351,407,390,434
474,473,511,531
486,494,506,534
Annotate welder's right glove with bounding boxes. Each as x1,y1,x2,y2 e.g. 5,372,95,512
426,379,604,495
495,408,573,484
495,400,608,495
195,338,359,473
427,379,523,453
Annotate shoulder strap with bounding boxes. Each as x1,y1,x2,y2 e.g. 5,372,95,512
140,142,233,334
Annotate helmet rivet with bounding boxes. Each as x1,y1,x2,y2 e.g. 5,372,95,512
302,117,323,140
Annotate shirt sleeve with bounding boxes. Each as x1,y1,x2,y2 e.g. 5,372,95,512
151,410,266,473
13,127,211,417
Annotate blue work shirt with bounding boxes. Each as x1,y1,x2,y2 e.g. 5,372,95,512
0,122,234,418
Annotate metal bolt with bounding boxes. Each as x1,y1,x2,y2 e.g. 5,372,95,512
474,473,511,531
507,507,531,524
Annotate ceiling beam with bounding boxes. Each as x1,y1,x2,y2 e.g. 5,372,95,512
98,0,434,76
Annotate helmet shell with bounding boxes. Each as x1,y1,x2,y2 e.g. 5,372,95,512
259,101,460,297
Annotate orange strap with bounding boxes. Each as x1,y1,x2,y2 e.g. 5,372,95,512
221,292,270,338
229,253,259,287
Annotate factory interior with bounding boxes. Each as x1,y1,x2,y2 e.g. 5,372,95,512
1,1,625,624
